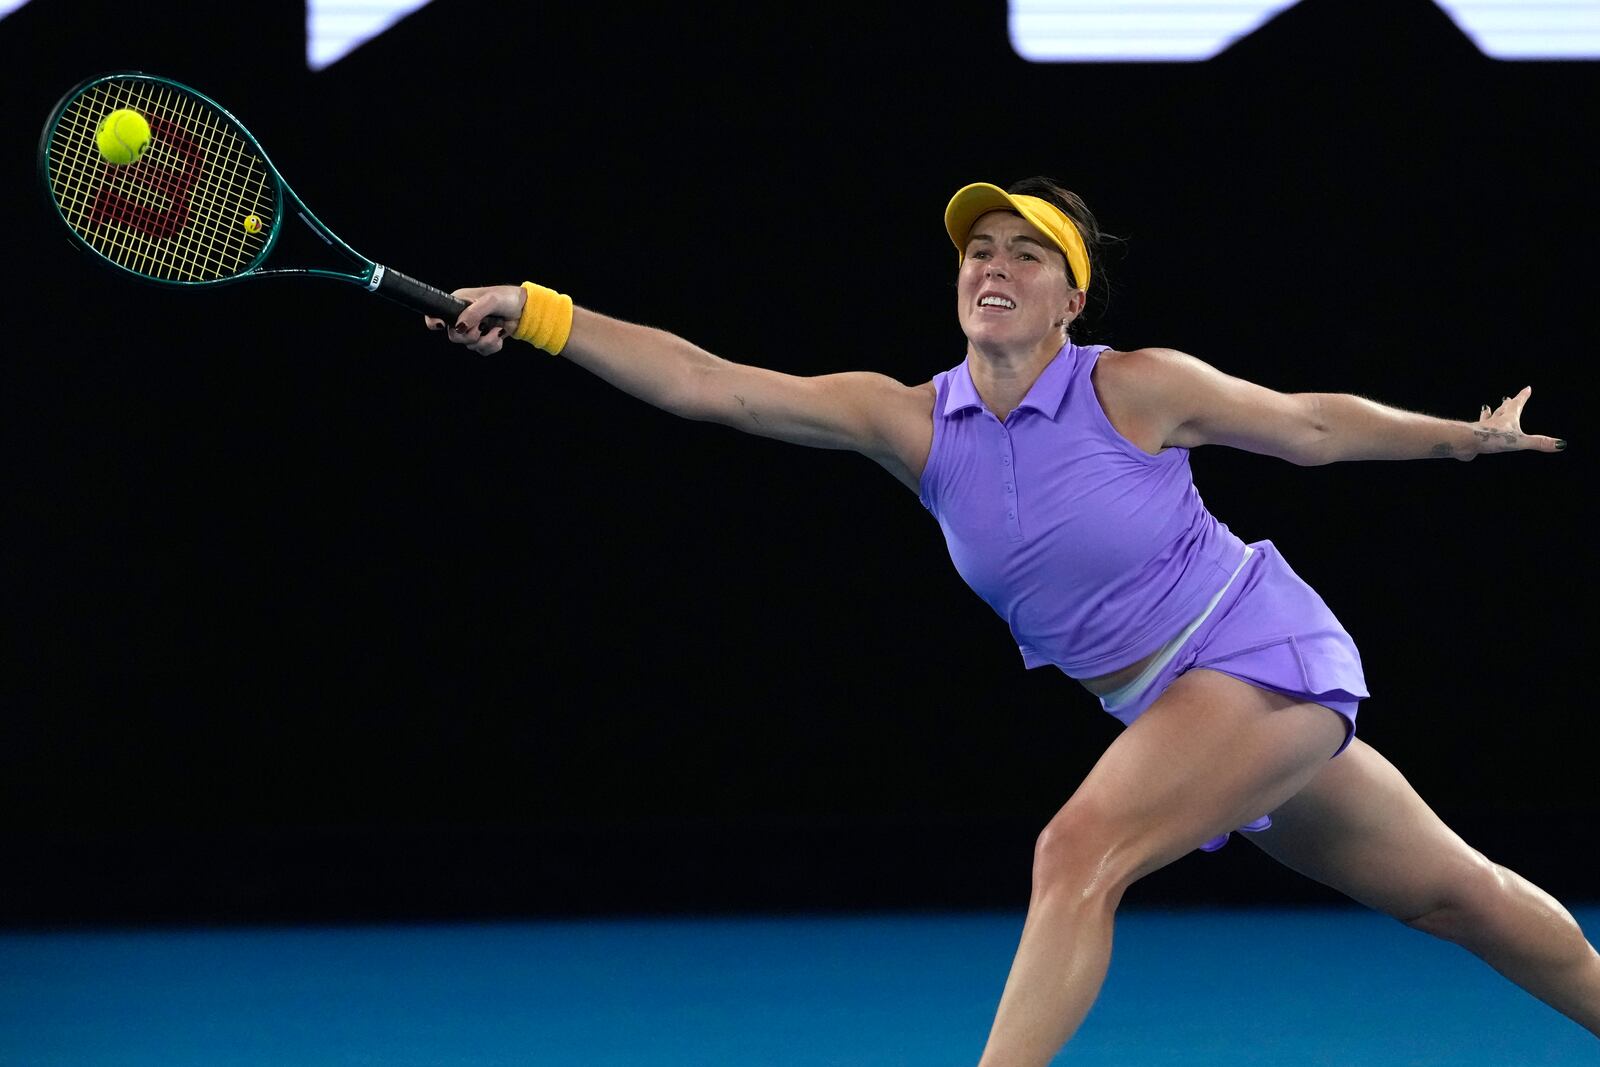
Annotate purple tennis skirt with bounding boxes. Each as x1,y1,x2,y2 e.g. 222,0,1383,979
1093,539,1369,851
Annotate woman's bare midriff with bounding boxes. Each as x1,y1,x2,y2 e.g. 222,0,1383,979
1075,646,1165,698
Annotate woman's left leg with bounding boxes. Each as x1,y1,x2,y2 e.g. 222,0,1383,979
977,669,1348,1066
1249,737,1600,1036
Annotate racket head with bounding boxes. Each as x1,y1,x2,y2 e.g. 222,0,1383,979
39,72,285,287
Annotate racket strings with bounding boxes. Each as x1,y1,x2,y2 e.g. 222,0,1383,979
47,78,276,283
140,80,270,280
50,80,246,280
123,79,270,280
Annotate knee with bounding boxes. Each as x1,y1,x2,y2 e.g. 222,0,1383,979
1401,854,1510,944
1031,806,1134,909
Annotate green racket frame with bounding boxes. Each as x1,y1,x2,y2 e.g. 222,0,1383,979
39,71,471,322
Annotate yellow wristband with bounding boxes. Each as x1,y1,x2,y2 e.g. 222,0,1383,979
512,281,574,355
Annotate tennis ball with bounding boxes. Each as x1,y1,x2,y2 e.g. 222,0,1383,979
95,109,151,165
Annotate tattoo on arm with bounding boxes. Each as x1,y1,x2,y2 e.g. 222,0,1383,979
1430,442,1455,457
1473,427,1519,449
733,393,761,425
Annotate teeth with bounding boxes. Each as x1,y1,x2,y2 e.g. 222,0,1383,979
980,296,1016,309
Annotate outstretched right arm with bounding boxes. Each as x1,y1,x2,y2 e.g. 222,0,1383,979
427,284,934,491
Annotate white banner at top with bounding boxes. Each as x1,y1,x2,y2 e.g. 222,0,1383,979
1010,0,1600,62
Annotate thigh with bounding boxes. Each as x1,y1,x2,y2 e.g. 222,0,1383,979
1247,737,1488,919
1056,668,1349,886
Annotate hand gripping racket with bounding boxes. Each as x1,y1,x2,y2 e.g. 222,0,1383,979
39,72,475,325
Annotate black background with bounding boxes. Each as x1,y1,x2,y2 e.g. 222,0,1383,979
2,0,1595,927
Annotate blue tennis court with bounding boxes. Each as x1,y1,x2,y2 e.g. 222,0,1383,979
3,905,1594,1064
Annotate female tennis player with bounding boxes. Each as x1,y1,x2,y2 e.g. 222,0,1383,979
426,178,1592,1063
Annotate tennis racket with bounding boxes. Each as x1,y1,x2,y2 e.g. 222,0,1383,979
38,71,478,326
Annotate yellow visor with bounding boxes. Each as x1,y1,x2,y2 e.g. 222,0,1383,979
944,183,1090,291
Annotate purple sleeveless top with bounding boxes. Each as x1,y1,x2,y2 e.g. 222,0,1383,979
918,340,1249,677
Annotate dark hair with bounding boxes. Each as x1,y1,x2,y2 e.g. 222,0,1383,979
1005,176,1116,339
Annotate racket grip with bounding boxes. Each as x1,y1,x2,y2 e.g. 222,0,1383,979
371,264,473,324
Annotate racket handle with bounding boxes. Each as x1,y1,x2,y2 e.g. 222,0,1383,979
371,264,472,324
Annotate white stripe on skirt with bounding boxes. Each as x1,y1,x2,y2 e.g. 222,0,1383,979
1100,544,1255,714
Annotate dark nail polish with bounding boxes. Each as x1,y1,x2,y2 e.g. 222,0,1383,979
1556,439,1567,451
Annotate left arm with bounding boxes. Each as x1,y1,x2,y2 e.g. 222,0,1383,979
1104,348,1564,465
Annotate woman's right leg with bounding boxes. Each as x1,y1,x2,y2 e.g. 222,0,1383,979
1249,738,1600,1036
977,669,1348,1066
